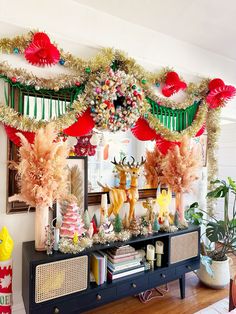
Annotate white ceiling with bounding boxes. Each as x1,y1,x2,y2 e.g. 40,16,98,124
75,0,236,61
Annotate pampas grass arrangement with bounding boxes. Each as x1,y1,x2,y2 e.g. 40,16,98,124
144,145,164,188
9,123,69,251
162,135,202,223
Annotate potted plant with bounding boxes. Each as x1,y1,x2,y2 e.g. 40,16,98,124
185,177,236,288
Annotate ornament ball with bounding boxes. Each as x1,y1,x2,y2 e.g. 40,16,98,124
59,59,65,65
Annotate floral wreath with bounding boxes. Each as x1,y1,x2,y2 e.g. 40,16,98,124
84,69,147,131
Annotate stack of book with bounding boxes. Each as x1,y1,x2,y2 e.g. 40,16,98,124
91,251,107,285
106,245,144,280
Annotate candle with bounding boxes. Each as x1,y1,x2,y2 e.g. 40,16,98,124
155,241,164,254
146,244,155,261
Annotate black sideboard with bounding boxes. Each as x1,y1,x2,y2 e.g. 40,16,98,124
22,225,200,314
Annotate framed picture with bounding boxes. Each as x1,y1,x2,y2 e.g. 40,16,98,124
55,156,88,219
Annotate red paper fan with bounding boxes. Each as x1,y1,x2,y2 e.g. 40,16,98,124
155,134,180,155
162,71,187,97
131,117,157,141
24,32,60,67
63,108,95,137
4,125,35,146
206,78,236,109
195,123,206,137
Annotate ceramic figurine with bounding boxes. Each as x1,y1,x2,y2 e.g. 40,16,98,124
87,222,94,239
142,198,156,223
156,185,172,221
99,156,146,222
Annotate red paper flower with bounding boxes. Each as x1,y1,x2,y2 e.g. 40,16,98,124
206,78,236,109
131,117,157,141
63,108,95,137
162,71,187,97
24,32,60,67
4,125,35,147
155,134,180,155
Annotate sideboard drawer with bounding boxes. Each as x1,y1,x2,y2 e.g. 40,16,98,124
117,276,148,297
149,268,175,286
85,286,117,307
176,260,200,276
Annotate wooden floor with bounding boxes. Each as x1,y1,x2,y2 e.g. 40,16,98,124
85,272,231,314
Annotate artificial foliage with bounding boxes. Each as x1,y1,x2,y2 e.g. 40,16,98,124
114,214,122,233
9,124,69,208
83,210,91,229
152,216,160,232
144,145,164,188
162,136,202,193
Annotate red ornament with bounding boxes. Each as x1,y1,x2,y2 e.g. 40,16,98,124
74,134,97,157
206,78,236,109
4,125,35,147
162,71,187,97
24,32,60,67
75,81,81,87
11,77,17,83
195,123,206,137
131,117,157,141
155,134,180,155
63,108,95,137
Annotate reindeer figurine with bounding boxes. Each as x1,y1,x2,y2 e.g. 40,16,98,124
100,156,146,222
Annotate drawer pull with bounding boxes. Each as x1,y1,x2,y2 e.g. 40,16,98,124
96,294,102,301
187,265,192,270
53,307,60,314
131,283,137,288
161,273,166,278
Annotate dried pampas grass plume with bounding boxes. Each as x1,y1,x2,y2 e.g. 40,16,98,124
162,135,202,193
9,123,69,208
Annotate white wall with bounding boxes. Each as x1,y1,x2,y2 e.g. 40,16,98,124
0,0,235,312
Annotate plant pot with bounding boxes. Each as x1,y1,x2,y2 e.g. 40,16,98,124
197,256,233,289
35,205,49,251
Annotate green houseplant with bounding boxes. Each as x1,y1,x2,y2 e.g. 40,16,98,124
185,177,236,288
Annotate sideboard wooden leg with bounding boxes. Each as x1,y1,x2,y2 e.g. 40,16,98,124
179,274,185,299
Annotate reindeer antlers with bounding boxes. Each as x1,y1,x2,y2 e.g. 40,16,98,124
111,157,126,166
127,156,146,168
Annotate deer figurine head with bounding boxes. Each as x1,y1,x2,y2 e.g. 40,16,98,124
126,156,146,180
111,157,128,189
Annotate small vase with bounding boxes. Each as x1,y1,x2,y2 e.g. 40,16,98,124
175,191,185,222
35,205,49,251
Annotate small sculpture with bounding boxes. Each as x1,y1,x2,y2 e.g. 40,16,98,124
143,198,156,223
100,156,146,222
129,217,140,236
156,186,172,221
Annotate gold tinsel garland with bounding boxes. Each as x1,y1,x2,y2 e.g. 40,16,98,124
206,108,221,216
0,100,86,132
146,101,207,141
0,31,210,109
